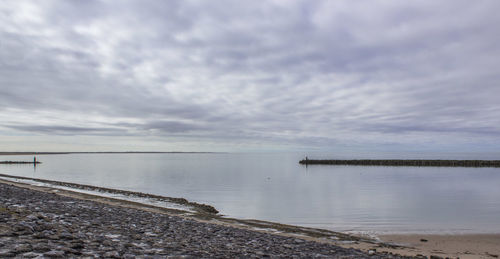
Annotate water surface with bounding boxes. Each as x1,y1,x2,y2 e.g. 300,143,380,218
2,152,500,234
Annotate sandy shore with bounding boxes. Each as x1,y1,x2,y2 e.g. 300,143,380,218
376,234,500,259
333,233,500,259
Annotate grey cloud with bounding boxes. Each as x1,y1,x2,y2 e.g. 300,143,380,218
358,123,500,137
114,120,209,134
143,121,206,133
5,125,120,136
1,0,500,151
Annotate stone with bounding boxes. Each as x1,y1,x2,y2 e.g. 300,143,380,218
62,247,80,255
0,230,14,237
32,244,51,253
14,243,32,253
123,253,136,259
103,251,121,258
59,232,74,240
43,250,65,257
21,252,41,258
70,242,85,249
0,249,15,257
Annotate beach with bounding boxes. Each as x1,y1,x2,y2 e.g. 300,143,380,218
377,234,500,259
1,175,499,258
0,180,404,258
342,233,500,259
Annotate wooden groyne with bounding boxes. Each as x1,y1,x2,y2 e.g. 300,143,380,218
299,159,500,167
0,161,42,164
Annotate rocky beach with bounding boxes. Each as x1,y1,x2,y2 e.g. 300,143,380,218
0,181,409,258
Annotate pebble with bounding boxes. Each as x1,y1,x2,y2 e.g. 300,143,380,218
0,249,15,257
21,251,40,258
44,250,65,257
0,182,412,258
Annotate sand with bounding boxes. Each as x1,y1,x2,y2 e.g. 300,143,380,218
340,234,500,259
382,234,500,259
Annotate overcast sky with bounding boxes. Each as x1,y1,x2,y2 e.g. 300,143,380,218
1,0,500,152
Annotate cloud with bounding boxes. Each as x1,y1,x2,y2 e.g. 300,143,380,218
1,0,500,151
5,125,119,135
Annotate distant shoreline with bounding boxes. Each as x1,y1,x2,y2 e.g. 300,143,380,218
0,151,220,155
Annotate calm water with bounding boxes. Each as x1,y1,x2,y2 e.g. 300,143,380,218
2,152,500,234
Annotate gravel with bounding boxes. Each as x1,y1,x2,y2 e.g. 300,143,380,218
0,182,411,258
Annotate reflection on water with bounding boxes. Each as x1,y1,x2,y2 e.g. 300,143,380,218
2,152,500,234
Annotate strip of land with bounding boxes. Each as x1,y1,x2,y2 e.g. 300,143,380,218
0,152,218,155
0,152,69,155
300,159,500,167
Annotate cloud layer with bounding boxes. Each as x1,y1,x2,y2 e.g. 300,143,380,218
1,0,500,151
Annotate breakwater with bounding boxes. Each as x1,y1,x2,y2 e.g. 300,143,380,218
299,159,500,167
0,161,41,164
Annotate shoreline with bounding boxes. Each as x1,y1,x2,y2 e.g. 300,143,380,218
1,175,499,258
0,151,220,156
0,174,371,243
378,234,500,259
0,178,398,258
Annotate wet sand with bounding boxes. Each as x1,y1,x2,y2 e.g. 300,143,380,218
338,234,500,259
379,234,500,259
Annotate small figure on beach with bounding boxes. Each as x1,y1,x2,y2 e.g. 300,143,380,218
34,156,36,163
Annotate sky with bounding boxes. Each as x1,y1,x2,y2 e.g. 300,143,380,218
1,0,500,152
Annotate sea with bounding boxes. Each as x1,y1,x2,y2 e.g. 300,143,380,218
2,151,500,235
